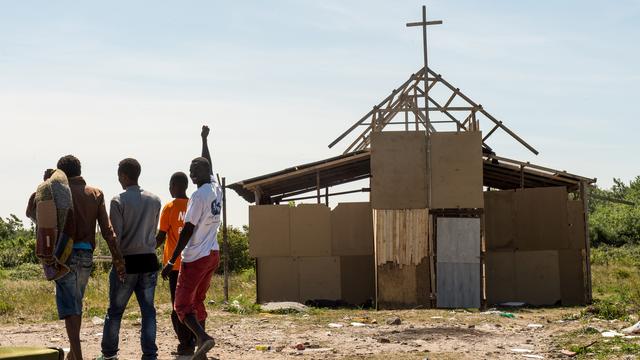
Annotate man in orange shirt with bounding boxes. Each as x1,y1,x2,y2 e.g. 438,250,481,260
155,172,194,356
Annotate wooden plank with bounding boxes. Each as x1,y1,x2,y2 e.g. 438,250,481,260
374,209,429,266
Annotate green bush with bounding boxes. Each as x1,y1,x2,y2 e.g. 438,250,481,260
8,263,43,280
589,177,640,247
217,225,253,274
0,215,37,268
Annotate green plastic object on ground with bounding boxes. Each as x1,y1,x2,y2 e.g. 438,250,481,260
0,347,63,360
499,312,516,318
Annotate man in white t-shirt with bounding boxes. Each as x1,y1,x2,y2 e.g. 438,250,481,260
161,126,222,359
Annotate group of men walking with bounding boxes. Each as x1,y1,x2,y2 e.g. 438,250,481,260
27,126,221,360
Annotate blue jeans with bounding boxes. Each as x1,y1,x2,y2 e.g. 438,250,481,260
101,269,158,360
54,249,93,319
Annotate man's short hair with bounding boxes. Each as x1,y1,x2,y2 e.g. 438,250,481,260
44,168,55,180
170,172,189,189
118,158,141,181
57,155,81,177
191,157,211,172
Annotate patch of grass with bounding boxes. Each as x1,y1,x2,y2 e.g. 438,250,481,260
8,263,44,280
559,330,640,360
224,294,261,315
583,299,629,321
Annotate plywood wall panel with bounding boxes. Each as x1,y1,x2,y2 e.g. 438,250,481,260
331,202,374,256
299,256,341,302
514,250,561,306
484,190,517,250
515,187,569,251
567,200,586,250
257,257,299,303
340,255,375,306
370,131,428,209
559,250,586,305
377,259,431,309
485,251,516,305
430,132,483,209
249,205,291,257
291,204,331,257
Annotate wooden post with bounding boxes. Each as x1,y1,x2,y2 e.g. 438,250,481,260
316,171,321,204
222,177,229,303
580,181,593,304
324,187,329,206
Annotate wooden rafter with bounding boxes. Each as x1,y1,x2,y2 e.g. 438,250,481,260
329,67,539,155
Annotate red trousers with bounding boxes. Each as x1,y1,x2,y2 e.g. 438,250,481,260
174,251,219,322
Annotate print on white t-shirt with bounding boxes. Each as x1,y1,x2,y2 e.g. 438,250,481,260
182,176,223,263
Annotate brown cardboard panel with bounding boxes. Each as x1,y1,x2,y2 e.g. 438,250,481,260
515,250,561,306
257,257,299,303
485,251,516,305
430,132,483,209
567,200,586,250
484,190,517,250
370,131,428,209
331,202,374,256
374,209,429,266
559,250,586,305
340,255,375,306
249,205,291,257
377,258,431,309
515,187,569,251
291,204,331,257
299,256,341,302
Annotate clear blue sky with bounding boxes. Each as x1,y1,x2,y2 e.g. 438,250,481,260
1,0,638,227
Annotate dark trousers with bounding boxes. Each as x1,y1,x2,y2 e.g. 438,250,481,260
169,270,196,350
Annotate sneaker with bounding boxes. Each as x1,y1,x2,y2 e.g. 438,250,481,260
170,347,195,356
95,354,118,360
622,321,640,334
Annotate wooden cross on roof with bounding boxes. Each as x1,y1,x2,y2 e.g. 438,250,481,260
328,6,538,156
406,6,442,131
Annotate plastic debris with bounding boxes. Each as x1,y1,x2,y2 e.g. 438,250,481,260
522,355,544,359
500,312,516,319
510,348,533,353
328,323,343,328
91,316,104,325
350,322,367,327
601,330,624,338
255,345,271,351
621,321,640,334
527,324,544,329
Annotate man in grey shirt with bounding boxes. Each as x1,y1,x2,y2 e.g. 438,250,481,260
99,158,162,360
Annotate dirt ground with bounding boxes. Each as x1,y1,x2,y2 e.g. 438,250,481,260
0,305,630,360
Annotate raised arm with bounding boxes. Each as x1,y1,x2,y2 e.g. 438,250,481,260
201,125,213,176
